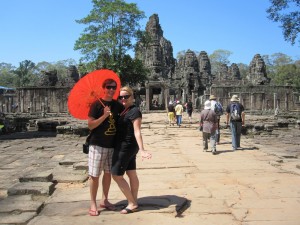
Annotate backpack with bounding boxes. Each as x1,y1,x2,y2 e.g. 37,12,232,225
214,102,223,116
230,103,241,121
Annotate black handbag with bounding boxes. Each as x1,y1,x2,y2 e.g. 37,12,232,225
199,125,203,131
83,132,92,154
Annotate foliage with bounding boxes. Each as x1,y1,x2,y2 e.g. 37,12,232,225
236,63,249,79
176,50,186,60
0,63,17,87
209,49,232,75
73,0,149,85
135,30,153,53
74,0,145,68
262,52,300,89
13,60,36,87
118,55,149,86
266,0,300,46
269,63,300,89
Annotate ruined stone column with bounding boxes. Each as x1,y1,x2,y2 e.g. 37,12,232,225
285,92,289,111
7,97,11,113
145,84,151,112
192,91,195,106
262,93,265,111
182,89,186,103
250,93,254,112
274,93,277,111
164,87,169,110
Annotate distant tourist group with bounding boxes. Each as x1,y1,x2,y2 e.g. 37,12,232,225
200,94,245,155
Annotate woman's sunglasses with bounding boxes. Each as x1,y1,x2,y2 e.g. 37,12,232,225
118,95,131,100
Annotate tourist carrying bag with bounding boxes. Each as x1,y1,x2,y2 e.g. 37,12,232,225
199,110,210,132
83,132,92,154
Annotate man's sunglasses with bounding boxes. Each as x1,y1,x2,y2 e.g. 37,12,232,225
105,85,117,90
118,95,131,100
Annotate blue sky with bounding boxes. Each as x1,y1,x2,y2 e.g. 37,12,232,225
1,0,299,67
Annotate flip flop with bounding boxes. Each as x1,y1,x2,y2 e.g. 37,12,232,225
89,209,99,216
120,207,139,214
99,204,116,211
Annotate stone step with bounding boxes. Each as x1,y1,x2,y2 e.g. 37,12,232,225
0,195,44,213
7,182,55,196
19,170,53,183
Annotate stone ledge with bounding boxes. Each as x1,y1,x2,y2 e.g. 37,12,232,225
7,182,56,196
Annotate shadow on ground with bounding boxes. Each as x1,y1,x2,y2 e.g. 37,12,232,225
115,195,191,217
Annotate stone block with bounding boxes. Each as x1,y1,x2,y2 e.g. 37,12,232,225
7,182,55,196
19,170,53,182
0,212,37,225
0,195,44,213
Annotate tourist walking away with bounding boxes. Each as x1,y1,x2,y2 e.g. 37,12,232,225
226,94,245,150
185,98,193,123
209,95,223,144
175,101,184,127
111,86,152,214
167,101,175,126
200,100,218,154
87,79,124,216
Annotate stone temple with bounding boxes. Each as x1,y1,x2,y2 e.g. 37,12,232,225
0,14,299,116
134,14,299,112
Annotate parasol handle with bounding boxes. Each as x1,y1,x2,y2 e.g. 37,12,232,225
95,96,112,116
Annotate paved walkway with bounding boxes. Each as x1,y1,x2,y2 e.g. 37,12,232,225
0,112,299,225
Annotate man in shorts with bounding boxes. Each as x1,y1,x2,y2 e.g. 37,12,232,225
87,79,123,216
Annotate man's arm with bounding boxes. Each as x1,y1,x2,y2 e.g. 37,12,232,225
88,106,111,130
241,112,245,126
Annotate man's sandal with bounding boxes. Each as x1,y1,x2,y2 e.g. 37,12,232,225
120,207,139,214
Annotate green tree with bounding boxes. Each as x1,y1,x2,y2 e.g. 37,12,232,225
262,53,294,80
0,63,17,87
266,0,300,46
118,54,148,86
270,63,300,89
176,50,186,60
13,60,36,87
209,49,232,75
236,63,249,79
74,0,145,73
52,59,77,81
270,52,293,66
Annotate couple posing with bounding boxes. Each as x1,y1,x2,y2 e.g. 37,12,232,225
87,79,151,216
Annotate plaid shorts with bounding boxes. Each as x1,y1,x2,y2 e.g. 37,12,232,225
88,145,114,177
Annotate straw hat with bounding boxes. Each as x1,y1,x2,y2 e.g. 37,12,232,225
230,95,240,102
209,95,217,100
204,100,211,109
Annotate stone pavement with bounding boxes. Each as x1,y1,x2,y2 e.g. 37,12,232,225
0,112,299,225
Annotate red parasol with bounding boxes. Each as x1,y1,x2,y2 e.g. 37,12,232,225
67,69,121,120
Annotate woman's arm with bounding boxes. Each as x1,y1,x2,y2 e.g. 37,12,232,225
132,117,152,160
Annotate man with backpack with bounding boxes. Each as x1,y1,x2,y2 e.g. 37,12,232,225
225,95,245,151
209,95,223,144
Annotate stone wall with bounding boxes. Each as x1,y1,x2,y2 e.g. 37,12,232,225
16,87,71,114
209,84,300,112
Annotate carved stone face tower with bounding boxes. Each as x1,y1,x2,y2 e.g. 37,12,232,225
198,51,212,89
135,14,175,80
248,54,270,85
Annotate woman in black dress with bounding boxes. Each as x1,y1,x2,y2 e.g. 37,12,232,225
111,86,152,214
